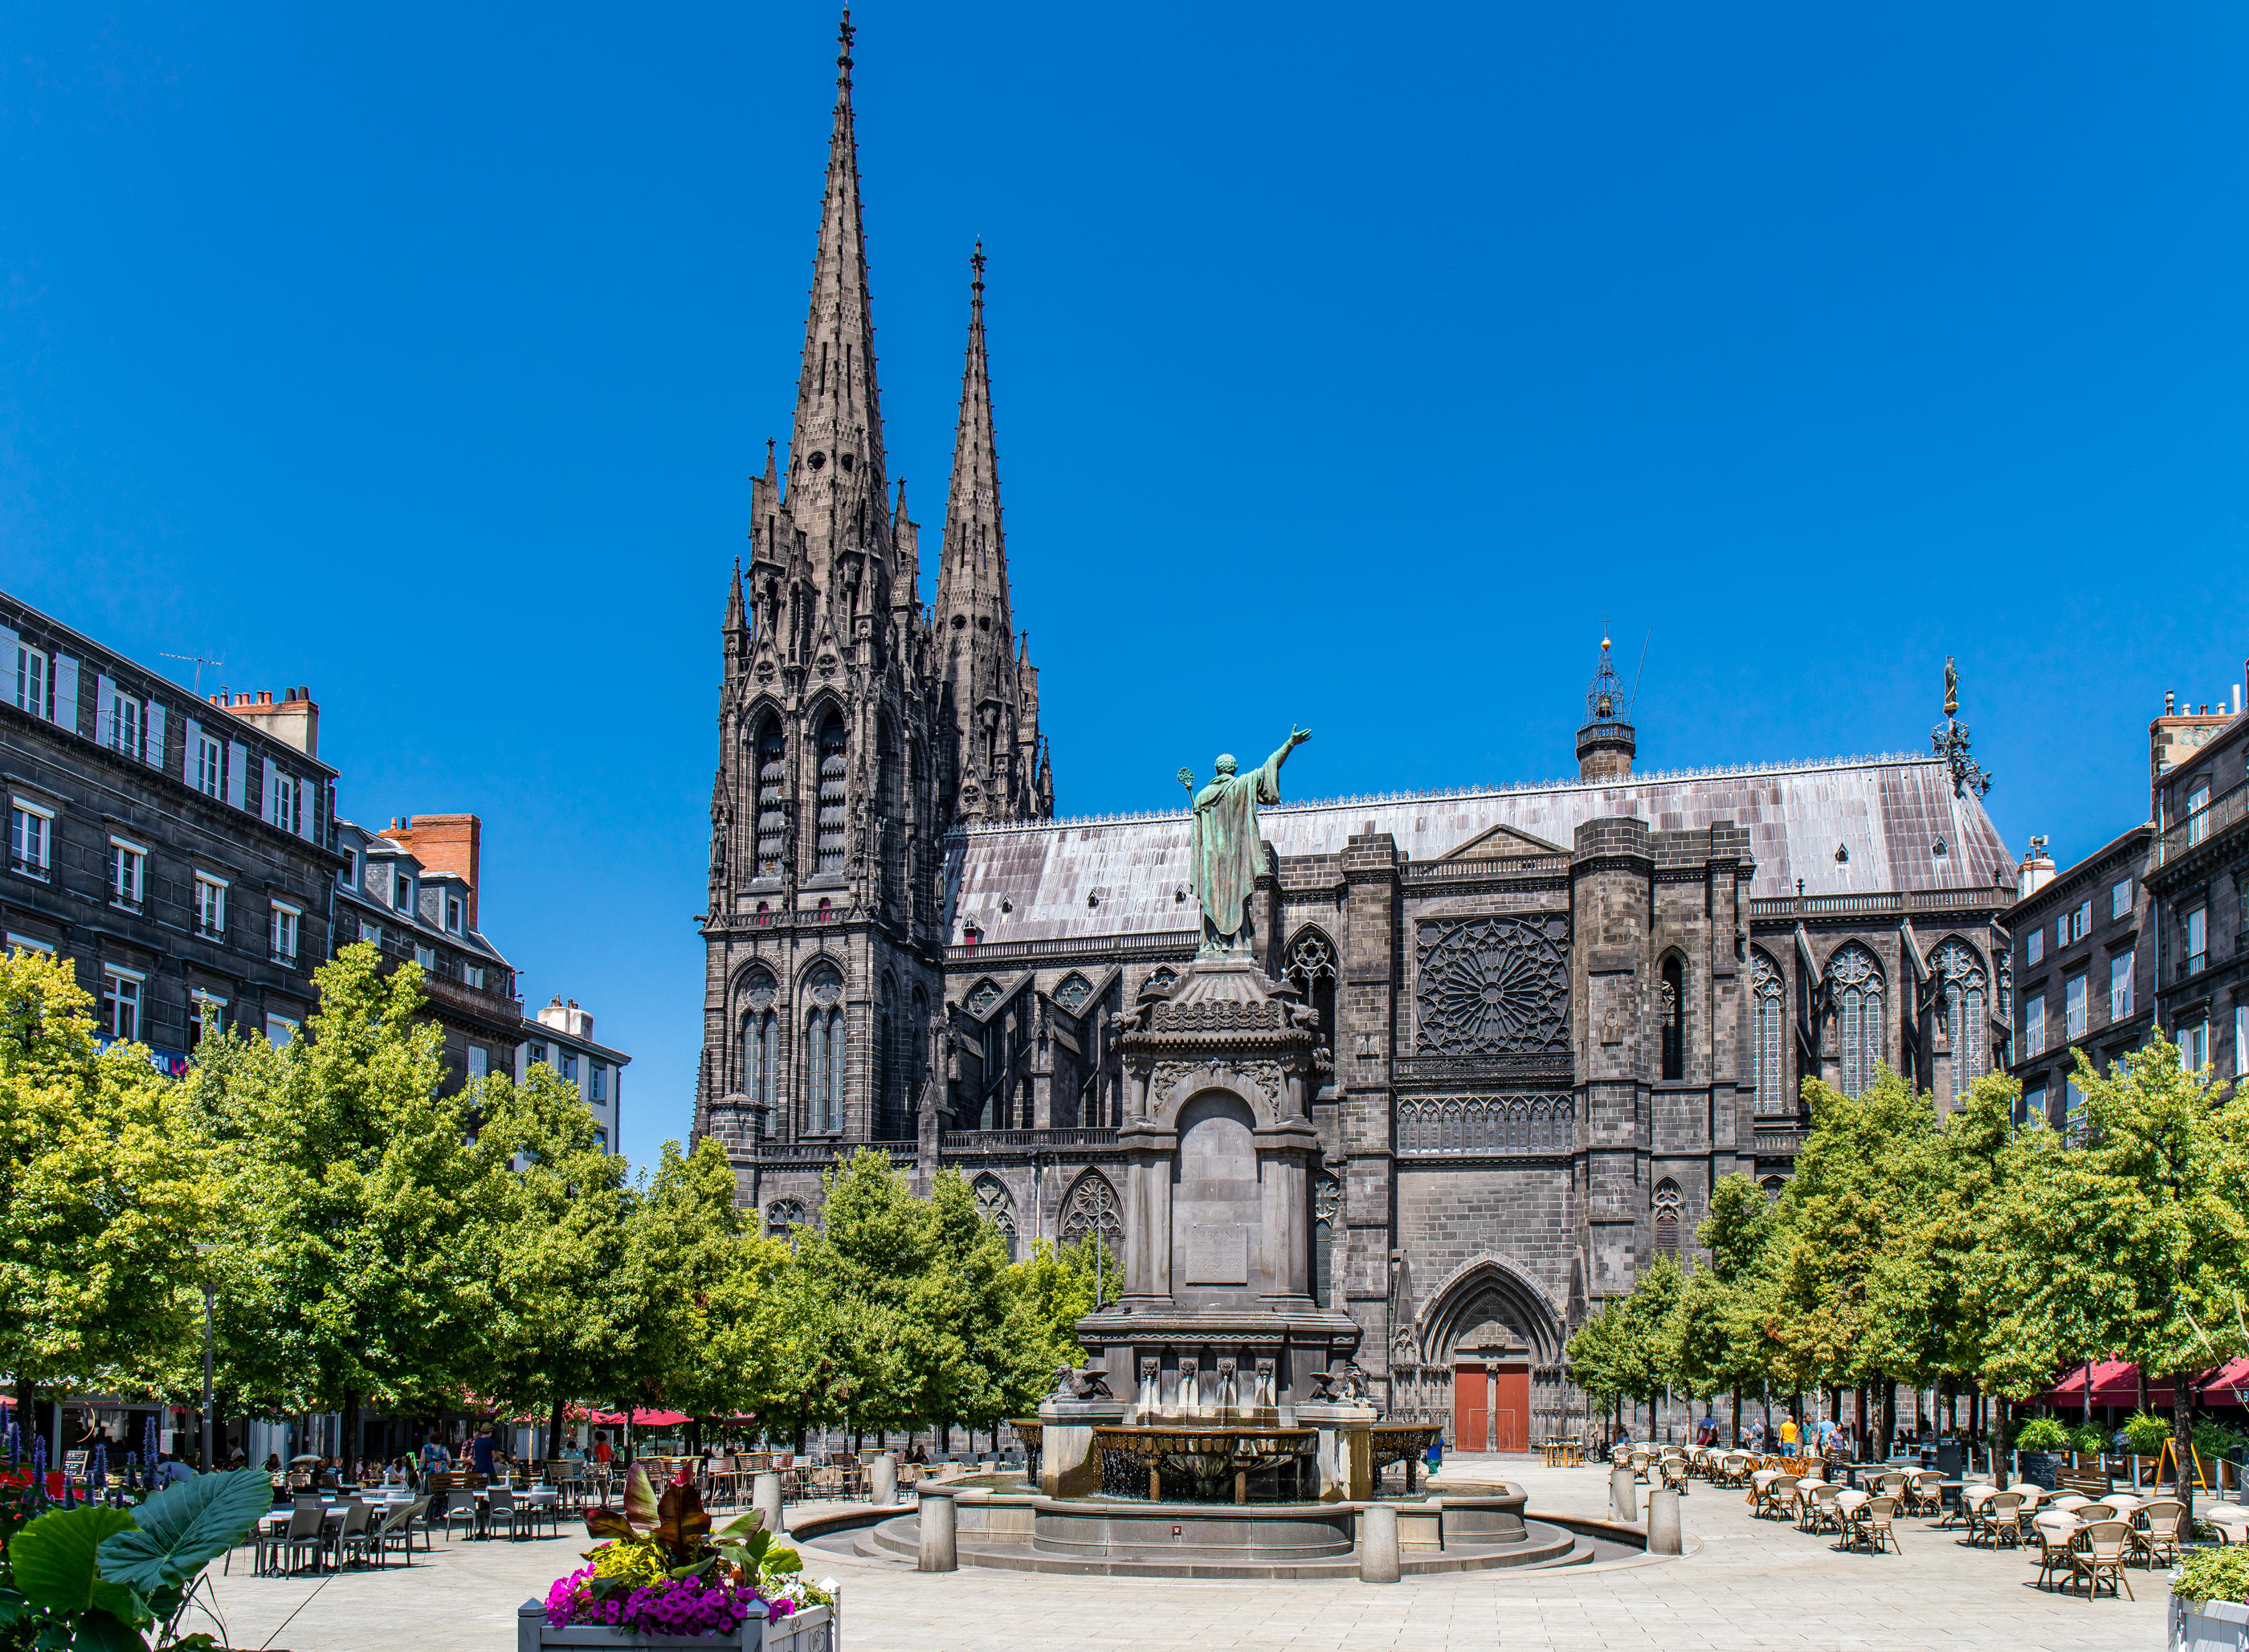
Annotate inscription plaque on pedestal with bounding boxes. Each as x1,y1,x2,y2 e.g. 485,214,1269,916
1185,1225,1249,1285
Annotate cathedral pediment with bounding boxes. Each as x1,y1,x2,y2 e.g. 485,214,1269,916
1440,822,1569,860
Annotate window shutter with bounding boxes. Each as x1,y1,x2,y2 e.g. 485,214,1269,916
183,716,202,784
226,740,248,810
296,778,313,840
51,654,79,732
0,627,16,697
261,763,277,825
145,701,165,766
96,675,116,745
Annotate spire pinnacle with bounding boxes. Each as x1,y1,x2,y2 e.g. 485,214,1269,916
837,8,855,92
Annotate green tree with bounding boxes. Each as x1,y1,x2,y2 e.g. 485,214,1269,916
1994,1041,2249,1520
471,1063,637,1457
188,944,504,1453
0,949,214,1426
1685,1173,1786,1442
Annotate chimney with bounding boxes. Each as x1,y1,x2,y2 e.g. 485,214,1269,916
537,994,594,1038
220,685,320,757
2018,835,2056,899
377,814,482,927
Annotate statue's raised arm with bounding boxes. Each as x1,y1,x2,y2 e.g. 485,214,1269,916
1185,726,1312,957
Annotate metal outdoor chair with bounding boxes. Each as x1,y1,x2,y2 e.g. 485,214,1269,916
329,1499,373,1569
437,1490,480,1542
271,1505,328,1577
486,1487,524,1540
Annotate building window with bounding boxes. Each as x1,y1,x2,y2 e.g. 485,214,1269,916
743,969,778,1121
467,1046,488,1080
2112,878,2133,920
591,1061,607,1103
528,1041,547,1066
2027,928,2044,966
2180,1017,2210,1074
755,901,773,926
194,873,228,940
101,968,142,1042
1751,951,1786,1113
194,733,224,798
107,691,142,758
188,990,227,1050
271,902,300,963
2025,993,2047,1057
1932,940,1988,1104
339,846,359,889
1284,931,1339,1055
765,1197,804,1240
444,894,463,934
2109,952,2133,1021
972,1175,1018,1261
9,801,52,879
12,645,47,716
594,1128,609,1152
815,898,835,923
414,944,436,970
263,765,296,833
359,921,382,947
1653,1178,1684,1259
560,1050,578,1083
464,964,485,989
2186,905,2208,977
1312,1173,1340,1307
2022,1083,2048,1128
2188,780,2211,845
1659,955,1684,1081
394,871,414,913
2064,1075,2088,1140
2064,900,2091,944
753,720,787,878
5,932,55,955
814,715,847,875
805,961,846,1132
1824,944,1885,1098
265,1014,300,1049
2064,971,2087,1041
108,837,145,907
2236,1003,2247,1079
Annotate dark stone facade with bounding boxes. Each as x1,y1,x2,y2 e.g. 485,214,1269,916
693,25,2022,1439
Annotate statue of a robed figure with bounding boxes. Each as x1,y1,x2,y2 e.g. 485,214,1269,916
1178,727,1311,957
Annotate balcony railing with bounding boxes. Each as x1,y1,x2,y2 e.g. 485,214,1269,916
1748,885,2005,921
945,933,1194,965
2156,779,2247,870
941,1128,1120,1152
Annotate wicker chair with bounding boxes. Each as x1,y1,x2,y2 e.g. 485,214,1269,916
2071,1519,2135,1599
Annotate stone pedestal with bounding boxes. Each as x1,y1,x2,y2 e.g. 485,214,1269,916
870,1452,898,1507
1298,1401,1377,1502
753,1470,785,1535
916,1486,958,1572
1038,1397,1127,1497
1610,1462,1636,1523
1647,1487,1682,1554
1357,1502,1401,1584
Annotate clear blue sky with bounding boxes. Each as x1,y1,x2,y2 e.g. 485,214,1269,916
6,2,2248,1169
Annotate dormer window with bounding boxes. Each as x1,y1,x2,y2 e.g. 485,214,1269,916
394,871,414,913
444,894,464,934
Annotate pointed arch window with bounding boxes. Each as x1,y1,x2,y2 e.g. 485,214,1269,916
1751,951,1786,1114
1653,1177,1683,1259
815,715,847,875
878,969,896,1135
753,719,788,878
1824,944,1885,1098
1286,930,1339,1054
1659,954,1684,1081
765,1197,805,1242
1060,1171,1123,1254
805,961,846,1133
1931,939,1989,1105
742,969,779,1125
973,1173,1018,1261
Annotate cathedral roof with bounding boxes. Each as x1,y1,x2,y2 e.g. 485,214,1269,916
941,752,2016,946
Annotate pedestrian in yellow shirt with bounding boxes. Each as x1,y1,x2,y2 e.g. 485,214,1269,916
1780,1417,1800,1450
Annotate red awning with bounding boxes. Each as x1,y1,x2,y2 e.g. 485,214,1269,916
2202,1359,2249,1402
580,1409,688,1428
2035,1359,2189,1408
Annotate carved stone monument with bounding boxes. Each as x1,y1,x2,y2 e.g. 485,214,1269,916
1070,727,1366,1493
1036,1364,1125,1497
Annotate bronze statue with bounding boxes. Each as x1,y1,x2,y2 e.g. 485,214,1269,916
1178,728,1311,956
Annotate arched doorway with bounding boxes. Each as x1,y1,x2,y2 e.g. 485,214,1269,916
1414,1257,1566,1454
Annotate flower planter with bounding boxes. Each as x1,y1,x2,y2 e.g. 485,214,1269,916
2169,1593,2249,1652
516,1602,835,1652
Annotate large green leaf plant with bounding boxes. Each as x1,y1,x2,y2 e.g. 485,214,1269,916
1,1468,271,1650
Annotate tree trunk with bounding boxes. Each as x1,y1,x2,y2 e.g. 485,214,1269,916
689,1416,704,1455
2174,1368,2198,1524
1730,1389,1741,1446
547,1399,566,1463
341,1390,359,1475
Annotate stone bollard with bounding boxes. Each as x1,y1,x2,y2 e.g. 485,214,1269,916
870,1452,899,1507
1611,1462,1637,1524
1358,1503,1401,1584
1647,1487,1682,1555
917,1486,959,1572
753,1471,785,1536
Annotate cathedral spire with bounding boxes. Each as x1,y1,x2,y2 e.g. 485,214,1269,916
934,240,1009,639
784,6,888,580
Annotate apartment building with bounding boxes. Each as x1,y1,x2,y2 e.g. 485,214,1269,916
518,995,628,1153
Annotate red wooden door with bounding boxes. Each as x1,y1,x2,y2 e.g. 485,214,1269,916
1453,1367,1488,1451
1492,1365,1530,1452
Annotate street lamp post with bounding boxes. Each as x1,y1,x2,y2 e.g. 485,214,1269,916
193,1243,219,1473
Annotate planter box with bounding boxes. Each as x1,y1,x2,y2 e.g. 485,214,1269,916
2170,1593,2249,1652
516,1602,835,1652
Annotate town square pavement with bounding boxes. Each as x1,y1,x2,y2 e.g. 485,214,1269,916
198,1456,2169,1650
